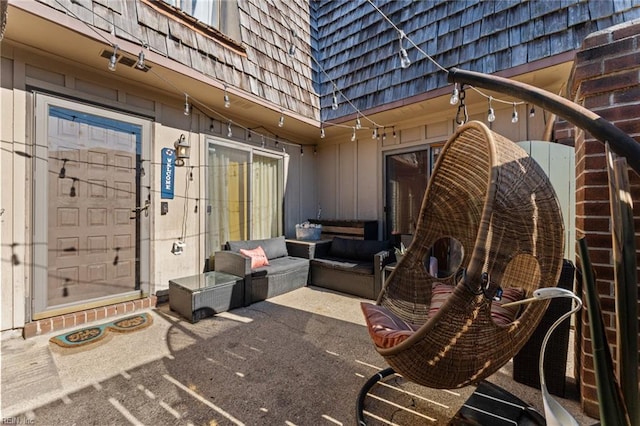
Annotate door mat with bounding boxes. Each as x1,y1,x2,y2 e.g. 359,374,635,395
49,313,153,349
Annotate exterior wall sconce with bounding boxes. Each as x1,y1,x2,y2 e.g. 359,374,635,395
174,134,190,167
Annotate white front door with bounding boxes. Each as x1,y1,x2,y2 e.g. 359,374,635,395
33,95,150,319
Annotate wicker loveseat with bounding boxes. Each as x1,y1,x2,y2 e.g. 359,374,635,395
214,236,310,305
309,237,394,300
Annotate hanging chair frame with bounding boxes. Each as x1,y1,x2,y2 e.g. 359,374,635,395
356,68,640,424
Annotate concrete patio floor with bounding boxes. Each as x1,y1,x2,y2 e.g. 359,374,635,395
1,286,598,425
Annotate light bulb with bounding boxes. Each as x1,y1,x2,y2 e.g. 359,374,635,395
399,48,411,69
450,83,459,105
135,51,145,69
223,86,230,108
529,106,536,117
278,113,284,127
183,94,190,116
372,128,378,139
332,93,338,110
108,45,118,71
320,127,325,138
487,97,495,123
355,116,361,129
488,107,496,123
511,105,519,123
227,122,232,138
351,127,356,142
398,31,411,69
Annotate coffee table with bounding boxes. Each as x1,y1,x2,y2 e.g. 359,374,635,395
169,271,244,323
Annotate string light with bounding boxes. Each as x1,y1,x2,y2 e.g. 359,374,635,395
300,146,304,156
135,51,145,69
227,121,232,138
59,159,67,178
70,178,78,197
355,116,361,129
288,30,297,56
351,127,356,141
60,0,539,157
487,97,496,123
450,83,459,105
247,130,252,140
320,126,325,138
278,111,285,127
530,105,536,117
183,94,190,116
511,103,519,123
223,85,230,108
392,127,397,138
108,45,118,71
398,31,411,69
372,128,378,139
313,145,317,155
331,91,339,110
261,135,265,147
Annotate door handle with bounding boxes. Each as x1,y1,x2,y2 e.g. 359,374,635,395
131,199,150,218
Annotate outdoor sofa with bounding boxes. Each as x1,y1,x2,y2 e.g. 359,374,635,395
309,237,394,299
214,236,310,304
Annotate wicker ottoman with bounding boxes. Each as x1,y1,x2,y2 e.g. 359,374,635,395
169,271,244,323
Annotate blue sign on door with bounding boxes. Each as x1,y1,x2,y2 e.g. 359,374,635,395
161,148,175,199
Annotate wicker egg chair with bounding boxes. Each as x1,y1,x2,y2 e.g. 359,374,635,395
360,121,565,391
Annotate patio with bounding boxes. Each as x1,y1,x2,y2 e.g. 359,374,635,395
1,286,594,425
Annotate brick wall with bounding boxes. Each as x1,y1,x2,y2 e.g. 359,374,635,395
563,20,640,418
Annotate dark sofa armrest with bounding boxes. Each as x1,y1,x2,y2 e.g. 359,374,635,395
313,240,332,258
214,251,252,307
286,239,333,259
373,249,394,297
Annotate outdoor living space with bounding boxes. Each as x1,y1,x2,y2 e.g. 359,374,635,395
0,286,594,425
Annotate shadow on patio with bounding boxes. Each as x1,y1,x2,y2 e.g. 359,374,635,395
1,287,594,425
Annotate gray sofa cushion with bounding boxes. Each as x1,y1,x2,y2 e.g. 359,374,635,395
311,258,373,275
227,236,288,260
328,237,390,261
251,256,310,277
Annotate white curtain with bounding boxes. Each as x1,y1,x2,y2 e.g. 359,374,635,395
252,154,281,239
208,145,249,251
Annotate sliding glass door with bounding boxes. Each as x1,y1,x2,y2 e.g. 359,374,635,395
385,150,430,242
207,140,283,253
384,145,443,246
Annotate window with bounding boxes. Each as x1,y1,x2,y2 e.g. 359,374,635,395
160,0,241,41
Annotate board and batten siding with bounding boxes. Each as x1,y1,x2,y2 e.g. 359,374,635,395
517,140,576,261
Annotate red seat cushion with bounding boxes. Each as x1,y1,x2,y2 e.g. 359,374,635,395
429,283,524,325
361,303,417,349
490,287,525,325
240,246,270,269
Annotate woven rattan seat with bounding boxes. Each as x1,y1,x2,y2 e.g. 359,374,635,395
362,121,565,389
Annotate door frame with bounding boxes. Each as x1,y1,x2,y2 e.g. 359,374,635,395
32,93,151,320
